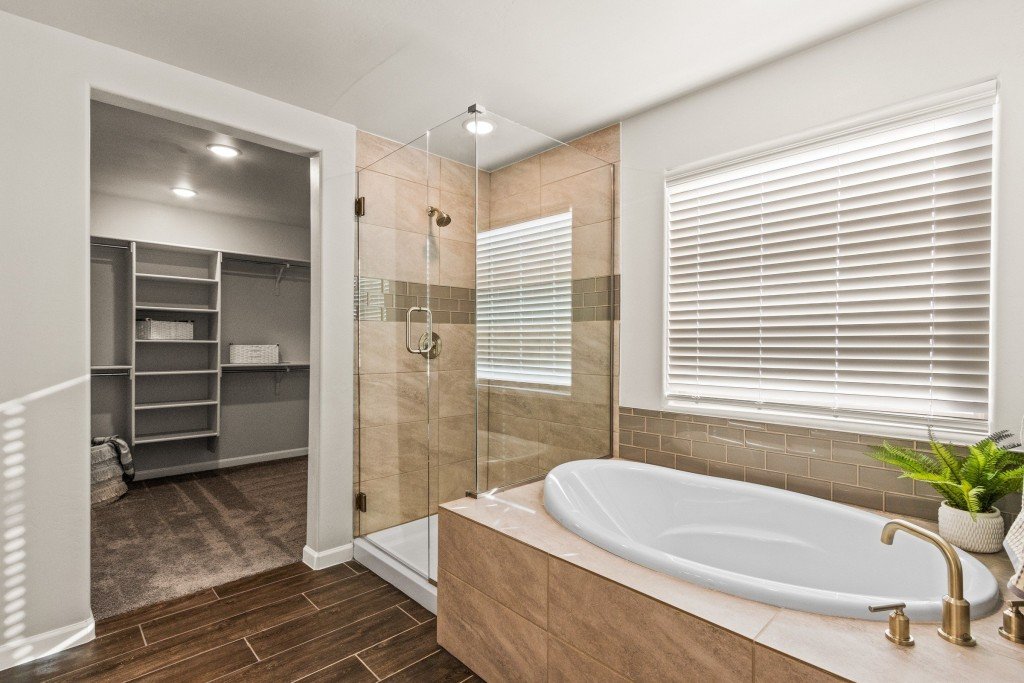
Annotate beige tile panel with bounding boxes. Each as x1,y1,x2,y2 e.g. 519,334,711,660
568,124,620,165
437,189,475,243
572,321,612,375
358,222,433,282
547,636,628,683
358,371,436,426
367,139,431,185
357,322,422,374
548,558,753,682
436,413,475,465
439,509,548,627
435,458,475,507
489,188,541,229
435,323,474,372
356,130,402,170
440,237,475,289
439,369,475,417
540,166,614,228
359,470,428,534
538,143,608,186
359,420,434,480
491,155,540,198
437,569,547,683
753,645,846,682
571,220,614,279
439,157,476,197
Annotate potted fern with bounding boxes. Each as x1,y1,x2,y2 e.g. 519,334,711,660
868,430,1024,553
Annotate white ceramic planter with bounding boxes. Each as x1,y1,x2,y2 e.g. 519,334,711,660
938,501,1004,553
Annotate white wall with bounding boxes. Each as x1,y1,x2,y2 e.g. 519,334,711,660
620,0,1024,435
91,192,311,262
0,10,354,668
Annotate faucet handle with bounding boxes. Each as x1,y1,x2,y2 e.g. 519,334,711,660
869,602,914,646
1000,600,1024,644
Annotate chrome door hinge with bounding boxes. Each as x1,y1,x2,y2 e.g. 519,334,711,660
354,196,366,217
355,491,367,512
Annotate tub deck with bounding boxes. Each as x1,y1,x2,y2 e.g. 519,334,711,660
438,480,1023,682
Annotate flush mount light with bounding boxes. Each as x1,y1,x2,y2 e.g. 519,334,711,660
463,118,495,135
207,143,241,158
171,187,197,198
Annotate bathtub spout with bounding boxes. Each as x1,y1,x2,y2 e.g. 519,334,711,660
880,519,975,646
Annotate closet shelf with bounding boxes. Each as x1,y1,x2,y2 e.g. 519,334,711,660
135,369,219,376
135,272,218,284
92,365,132,371
221,362,310,373
136,304,219,314
135,399,218,411
135,339,218,344
134,429,219,445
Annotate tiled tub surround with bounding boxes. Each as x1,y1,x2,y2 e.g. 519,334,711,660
437,483,1024,682
619,407,1022,530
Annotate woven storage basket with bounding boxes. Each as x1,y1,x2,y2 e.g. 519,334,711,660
229,344,280,364
90,443,128,507
136,319,194,340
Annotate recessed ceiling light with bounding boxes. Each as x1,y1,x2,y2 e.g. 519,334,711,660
171,187,197,198
207,143,241,158
463,118,495,135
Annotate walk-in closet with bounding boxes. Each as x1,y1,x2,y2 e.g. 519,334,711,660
88,100,313,618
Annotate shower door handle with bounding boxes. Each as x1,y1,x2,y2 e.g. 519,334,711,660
405,306,435,357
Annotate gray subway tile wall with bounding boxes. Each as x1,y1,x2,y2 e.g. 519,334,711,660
618,407,1021,528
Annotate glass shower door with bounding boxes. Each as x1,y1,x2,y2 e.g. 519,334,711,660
355,133,436,579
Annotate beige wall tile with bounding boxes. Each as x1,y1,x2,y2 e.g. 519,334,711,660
439,369,475,417
359,469,428,534
437,569,547,683
572,321,612,375
547,636,628,683
568,124,620,165
437,414,476,464
439,509,548,626
359,420,433,480
491,155,540,198
436,323,475,372
572,220,614,279
754,645,844,682
437,189,476,243
394,177,431,234
440,237,475,289
539,144,607,186
547,559,753,682
436,458,475,506
371,141,430,185
440,157,476,196
541,166,614,228
356,130,401,170
357,322,421,374
359,223,432,282
358,169,397,228
489,188,541,228
359,372,432,426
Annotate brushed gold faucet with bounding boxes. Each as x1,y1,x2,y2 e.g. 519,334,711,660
880,519,976,646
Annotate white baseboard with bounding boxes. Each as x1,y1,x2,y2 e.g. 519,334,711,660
0,615,95,672
303,542,353,570
134,448,308,481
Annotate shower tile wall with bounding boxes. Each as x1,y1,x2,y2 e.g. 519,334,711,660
480,125,619,490
355,131,481,534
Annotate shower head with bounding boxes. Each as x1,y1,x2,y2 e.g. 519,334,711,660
428,206,452,227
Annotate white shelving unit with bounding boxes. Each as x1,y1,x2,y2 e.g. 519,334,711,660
130,242,222,446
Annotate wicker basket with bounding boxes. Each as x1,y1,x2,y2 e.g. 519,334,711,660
136,319,194,340
229,344,280,364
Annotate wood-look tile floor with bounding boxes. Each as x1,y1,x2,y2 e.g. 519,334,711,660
8,561,479,682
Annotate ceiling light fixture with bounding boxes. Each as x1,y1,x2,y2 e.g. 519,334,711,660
463,118,495,135
207,143,241,158
171,187,197,198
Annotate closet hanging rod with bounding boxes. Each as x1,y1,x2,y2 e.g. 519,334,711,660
91,242,130,250
222,256,310,269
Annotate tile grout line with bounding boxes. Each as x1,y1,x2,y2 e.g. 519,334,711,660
243,636,259,662
356,620,441,681
354,653,382,681
139,624,147,647
374,647,443,681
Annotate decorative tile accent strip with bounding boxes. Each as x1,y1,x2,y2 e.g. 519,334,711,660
357,275,620,323
618,406,1021,529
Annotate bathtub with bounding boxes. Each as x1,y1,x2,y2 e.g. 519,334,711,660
544,459,1001,621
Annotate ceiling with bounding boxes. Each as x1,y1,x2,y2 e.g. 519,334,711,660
91,101,310,226
2,0,923,145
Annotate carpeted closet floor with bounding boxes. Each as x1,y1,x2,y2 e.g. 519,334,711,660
91,457,307,620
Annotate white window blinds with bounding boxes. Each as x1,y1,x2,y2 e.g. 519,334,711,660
665,98,994,431
477,211,572,386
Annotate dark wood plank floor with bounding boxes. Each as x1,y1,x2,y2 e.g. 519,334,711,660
8,561,479,682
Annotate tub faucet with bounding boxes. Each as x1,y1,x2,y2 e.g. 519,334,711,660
880,519,976,646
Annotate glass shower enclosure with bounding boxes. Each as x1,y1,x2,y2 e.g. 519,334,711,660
354,107,615,591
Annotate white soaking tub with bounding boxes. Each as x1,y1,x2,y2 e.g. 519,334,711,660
544,459,1001,621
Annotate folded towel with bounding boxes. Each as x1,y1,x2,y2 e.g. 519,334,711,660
1006,491,1023,598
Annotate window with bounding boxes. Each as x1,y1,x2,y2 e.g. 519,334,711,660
665,92,995,432
477,211,572,386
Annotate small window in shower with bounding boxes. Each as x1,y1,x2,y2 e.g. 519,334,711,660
476,211,572,387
